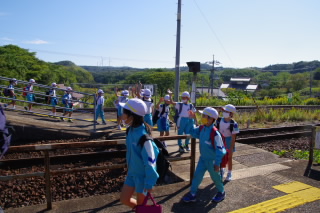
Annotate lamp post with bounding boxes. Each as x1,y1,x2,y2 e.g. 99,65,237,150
187,62,200,105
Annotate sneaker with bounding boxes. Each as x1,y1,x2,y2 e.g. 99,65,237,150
95,122,100,125
226,172,232,182
68,119,73,123
185,144,191,152
12,106,15,109
220,168,225,179
183,193,196,203
24,106,28,111
117,125,122,130
179,146,185,153
60,117,65,121
102,121,107,125
212,192,225,203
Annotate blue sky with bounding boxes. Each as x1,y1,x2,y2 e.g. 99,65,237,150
1,0,319,69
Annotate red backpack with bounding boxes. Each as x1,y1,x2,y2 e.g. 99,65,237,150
199,125,229,167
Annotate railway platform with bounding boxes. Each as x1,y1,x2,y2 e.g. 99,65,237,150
4,139,320,212
2,107,320,212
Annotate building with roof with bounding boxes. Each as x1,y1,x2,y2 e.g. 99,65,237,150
219,78,259,93
196,87,226,98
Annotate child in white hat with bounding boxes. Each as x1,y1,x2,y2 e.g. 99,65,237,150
183,107,226,203
48,82,58,117
155,94,171,137
140,89,154,126
3,78,18,109
95,89,106,125
24,79,36,112
168,90,196,153
61,87,73,122
216,104,240,181
114,88,130,130
119,98,159,209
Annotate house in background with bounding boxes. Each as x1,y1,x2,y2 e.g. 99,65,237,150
196,87,226,98
219,78,259,93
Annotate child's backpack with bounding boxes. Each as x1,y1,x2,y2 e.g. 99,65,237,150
173,103,193,124
0,105,12,160
3,88,11,97
138,134,171,184
215,117,235,133
22,87,28,97
45,89,51,103
126,127,171,184
199,125,228,168
152,104,168,125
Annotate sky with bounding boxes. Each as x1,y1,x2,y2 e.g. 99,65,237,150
0,0,319,69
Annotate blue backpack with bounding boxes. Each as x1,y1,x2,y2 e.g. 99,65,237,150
0,105,12,159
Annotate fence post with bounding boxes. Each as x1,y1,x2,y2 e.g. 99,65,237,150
190,137,196,183
44,150,52,210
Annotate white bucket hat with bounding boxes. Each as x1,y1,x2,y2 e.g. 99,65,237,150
98,89,104,94
29,79,36,83
122,90,129,97
222,104,236,113
181,91,190,98
66,87,72,91
164,95,170,101
119,98,147,116
51,82,57,87
198,107,219,119
143,89,152,98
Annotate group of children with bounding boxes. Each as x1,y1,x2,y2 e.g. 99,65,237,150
116,86,239,210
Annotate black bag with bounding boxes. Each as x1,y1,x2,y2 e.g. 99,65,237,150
152,104,167,125
138,134,171,184
3,88,11,97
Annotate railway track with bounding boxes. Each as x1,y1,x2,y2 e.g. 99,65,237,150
0,125,314,170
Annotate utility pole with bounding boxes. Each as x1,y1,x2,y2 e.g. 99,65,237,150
310,71,313,98
174,0,182,102
210,54,215,96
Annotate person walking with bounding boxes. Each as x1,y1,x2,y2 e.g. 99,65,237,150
95,89,106,125
119,98,159,210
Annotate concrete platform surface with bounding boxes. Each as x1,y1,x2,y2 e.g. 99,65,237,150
4,160,320,213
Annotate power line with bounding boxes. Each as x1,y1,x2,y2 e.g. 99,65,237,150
192,0,235,67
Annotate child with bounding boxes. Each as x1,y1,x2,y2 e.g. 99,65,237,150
155,95,171,137
169,90,196,153
24,79,36,112
216,104,240,181
115,89,130,130
140,89,154,127
48,82,58,117
95,89,106,125
119,98,159,209
183,107,226,203
4,78,17,109
61,87,73,123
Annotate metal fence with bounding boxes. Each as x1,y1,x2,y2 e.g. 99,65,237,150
0,76,99,131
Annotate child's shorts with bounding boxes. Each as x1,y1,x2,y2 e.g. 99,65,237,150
26,94,34,102
225,137,236,152
51,98,58,106
117,106,123,117
65,103,73,112
157,117,170,132
124,175,146,194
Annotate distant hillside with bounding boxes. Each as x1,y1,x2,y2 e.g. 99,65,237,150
262,60,320,74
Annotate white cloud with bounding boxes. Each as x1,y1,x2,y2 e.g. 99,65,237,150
23,39,49,45
0,37,13,41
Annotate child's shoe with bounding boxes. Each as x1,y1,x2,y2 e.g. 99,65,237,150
179,145,185,153
182,193,196,203
60,117,65,121
102,121,107,125
117,125,122,130
24,106,28,111
212,191,225,203
184,144,191,152
68,119,73,123
226,171,232,182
